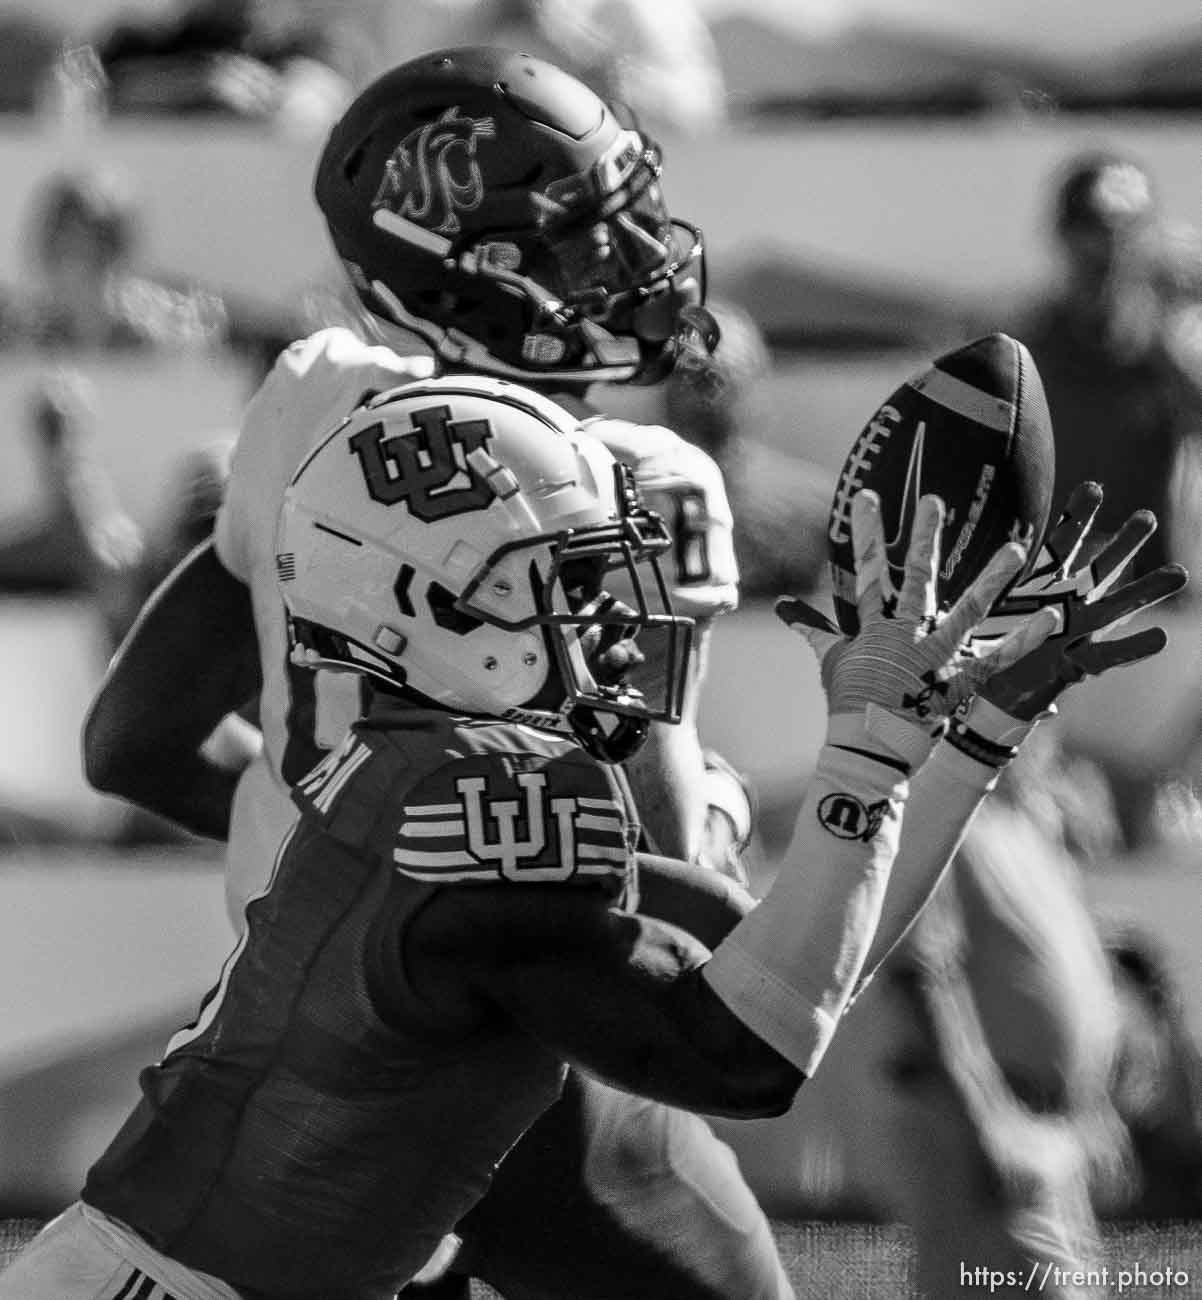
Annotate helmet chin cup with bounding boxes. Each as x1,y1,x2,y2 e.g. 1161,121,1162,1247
676,304,722,357
568,706,650,765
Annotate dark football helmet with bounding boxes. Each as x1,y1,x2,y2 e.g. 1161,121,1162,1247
314,45,714,386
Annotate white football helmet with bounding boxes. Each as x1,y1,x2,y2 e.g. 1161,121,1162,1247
276,375,694,762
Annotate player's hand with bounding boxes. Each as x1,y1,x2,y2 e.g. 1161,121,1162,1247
978,552,1187,722
962,481,1188,720
970,480,1149,647
88,512,145,571
776,491,1059,747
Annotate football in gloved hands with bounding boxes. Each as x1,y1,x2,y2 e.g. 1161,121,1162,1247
827,333,1055,634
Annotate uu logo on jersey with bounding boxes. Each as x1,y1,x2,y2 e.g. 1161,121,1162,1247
348,403,498,522
372,106,496,237
393,762,632,885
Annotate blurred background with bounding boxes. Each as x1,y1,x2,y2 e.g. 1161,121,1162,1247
1,0,1202,1256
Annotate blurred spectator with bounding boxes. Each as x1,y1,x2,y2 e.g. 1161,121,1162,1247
1007,151,1202,585
0,389,239,848
0,168,221,353
0,167,298,375
0,12,68,114
1002,152,1202,850
94,0,351,133
527,0,727,135
128,435,234,611
1100,920,1202,1220
1155,217,1202,309
0,373,142,643
664,298,833,599
396,0,727,136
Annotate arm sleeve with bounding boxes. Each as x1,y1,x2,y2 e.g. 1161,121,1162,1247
83,540,261,838
702,742,907,1075
852,739,999,991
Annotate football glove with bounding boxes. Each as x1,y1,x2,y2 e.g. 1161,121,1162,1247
968,481,1187,721
776,491,1058,764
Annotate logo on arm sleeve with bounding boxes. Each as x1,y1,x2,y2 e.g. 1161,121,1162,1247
818,793,889,841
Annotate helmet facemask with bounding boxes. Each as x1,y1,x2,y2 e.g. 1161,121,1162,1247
359,125,716,386
459,464,694,762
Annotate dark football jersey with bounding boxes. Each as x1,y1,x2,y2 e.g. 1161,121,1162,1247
84,708,638,1299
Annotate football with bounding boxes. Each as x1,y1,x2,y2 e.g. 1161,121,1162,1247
827,332,1055,634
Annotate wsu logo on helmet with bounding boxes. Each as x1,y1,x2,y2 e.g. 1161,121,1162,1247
373,107,497,237
348,403,498,522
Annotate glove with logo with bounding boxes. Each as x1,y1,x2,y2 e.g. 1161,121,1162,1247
979,541,1185,720
971,480,1137,647
935,482,1188,768
776,490,1060,769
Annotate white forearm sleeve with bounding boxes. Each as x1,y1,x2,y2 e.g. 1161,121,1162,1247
702,743,908,1075
856,697,1039,996
855,741,997,985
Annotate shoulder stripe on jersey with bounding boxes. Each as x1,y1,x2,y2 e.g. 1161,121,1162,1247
403,801,463,817
394,846,478,869
396,861,626,884
575,812,623,835
400,818,466,838
575,843,629,863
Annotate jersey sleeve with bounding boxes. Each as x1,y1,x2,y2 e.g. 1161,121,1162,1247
214,327,435,582
581,415,739,616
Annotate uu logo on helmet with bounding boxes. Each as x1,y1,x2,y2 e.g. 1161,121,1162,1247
372,107,497,237
348,403,497,521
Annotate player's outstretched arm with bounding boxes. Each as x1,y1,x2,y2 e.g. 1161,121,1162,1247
700,490,1047,1076
852,484,1188,987
634,850,756,950
404,880,803,1119
83,539,262,838
401,493,1046,1116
